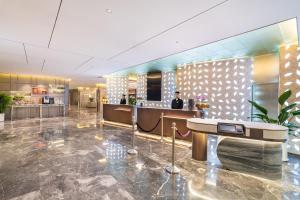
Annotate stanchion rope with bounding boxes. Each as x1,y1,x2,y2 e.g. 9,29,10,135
136,118,161,133
176,128,192,138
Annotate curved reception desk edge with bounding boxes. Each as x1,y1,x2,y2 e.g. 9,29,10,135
187,118,288,179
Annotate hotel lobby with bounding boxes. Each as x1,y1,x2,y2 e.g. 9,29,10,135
1,1,300,200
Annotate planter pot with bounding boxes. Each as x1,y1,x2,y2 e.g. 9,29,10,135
0,113,4,130
288,134,300,156
0,113,4,122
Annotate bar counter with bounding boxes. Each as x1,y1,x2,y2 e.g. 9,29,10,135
5,104,65,120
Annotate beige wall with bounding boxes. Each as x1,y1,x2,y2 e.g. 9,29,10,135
0,73,69,105
252,53,279,84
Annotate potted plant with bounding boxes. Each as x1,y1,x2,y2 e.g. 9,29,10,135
128,97,136,106
89,97,94,102
248,89,300,161
0,93,12,122
195,95,209,118
248,89,300,133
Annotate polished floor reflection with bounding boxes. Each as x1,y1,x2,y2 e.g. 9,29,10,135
0,109,300,200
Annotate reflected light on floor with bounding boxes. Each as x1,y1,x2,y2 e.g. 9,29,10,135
188,180,214,200
48,139,64,148
76,123,91,128
136,162,144,170
94,135,103,141
98,158,107,164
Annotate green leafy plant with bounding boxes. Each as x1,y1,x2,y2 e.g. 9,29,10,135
89,97,94,102
128,97,136,106
12,95,24,102
0,93,12,113
248,89,300,135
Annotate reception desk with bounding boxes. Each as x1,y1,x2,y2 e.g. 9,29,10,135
137,107,197,141
102,105,198,140
187,118,288,178
5,104,65,121
103,104,134,125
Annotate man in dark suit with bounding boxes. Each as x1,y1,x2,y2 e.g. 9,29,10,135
120,94,126,104
171,91,183,109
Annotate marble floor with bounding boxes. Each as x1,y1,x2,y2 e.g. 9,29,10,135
0,109,300,200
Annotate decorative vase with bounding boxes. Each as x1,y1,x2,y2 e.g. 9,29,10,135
188,99,195,111
195,96,209,119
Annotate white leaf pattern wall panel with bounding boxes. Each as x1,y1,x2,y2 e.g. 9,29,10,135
177,58,252,120
107,76,128,104
279,44,300,134
137,74,147,101
136,71,176,108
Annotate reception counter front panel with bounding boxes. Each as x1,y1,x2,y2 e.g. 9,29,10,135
137,107,197,140
103,104,133,125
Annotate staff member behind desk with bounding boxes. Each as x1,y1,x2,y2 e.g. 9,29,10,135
171,91,183,109
120,94,126,104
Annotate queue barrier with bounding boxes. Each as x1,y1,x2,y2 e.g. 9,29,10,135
127,116,138,155
165,122,180,174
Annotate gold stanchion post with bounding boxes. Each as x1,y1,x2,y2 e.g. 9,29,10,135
160,112,164,142
127,115,138,155
165,122,180,174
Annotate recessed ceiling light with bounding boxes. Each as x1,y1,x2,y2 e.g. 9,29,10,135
105,9,112,13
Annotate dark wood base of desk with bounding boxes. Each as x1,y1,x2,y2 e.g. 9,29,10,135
192,132,207,161
137,107,197,141
103,104,133,125
163,117,192,141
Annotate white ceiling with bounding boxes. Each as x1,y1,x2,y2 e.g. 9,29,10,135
0,0,299,88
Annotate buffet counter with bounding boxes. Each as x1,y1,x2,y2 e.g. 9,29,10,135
5,104,65,120
103,104,134,125
137,107,197,141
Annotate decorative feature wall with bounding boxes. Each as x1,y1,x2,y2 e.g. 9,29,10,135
279,44,300,126
279,44,300,155
177,58,252,120
107,76,128,104
136,71,176,108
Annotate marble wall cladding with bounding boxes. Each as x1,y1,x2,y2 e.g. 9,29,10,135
136,71,176,108
107,76,128,104
279,44,300,155
177,58,252,120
